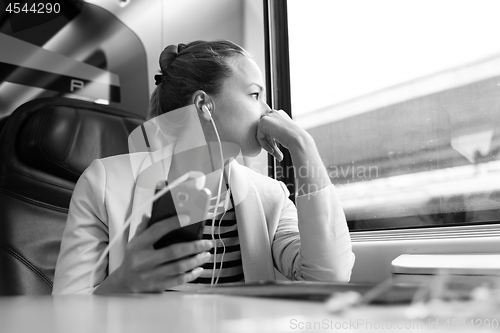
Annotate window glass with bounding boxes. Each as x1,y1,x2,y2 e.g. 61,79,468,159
287,0,500,230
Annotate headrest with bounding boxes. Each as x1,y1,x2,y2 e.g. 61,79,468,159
17,102,143,182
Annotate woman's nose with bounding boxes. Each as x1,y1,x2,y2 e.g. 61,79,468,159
262,103,272,116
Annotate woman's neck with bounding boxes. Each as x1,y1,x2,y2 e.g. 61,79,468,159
167,141,238,192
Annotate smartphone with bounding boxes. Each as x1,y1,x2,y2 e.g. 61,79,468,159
149,182,211,249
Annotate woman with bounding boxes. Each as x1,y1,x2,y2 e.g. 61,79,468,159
53,40,355,294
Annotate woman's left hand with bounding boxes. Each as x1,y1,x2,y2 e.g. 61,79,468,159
256,109,309,161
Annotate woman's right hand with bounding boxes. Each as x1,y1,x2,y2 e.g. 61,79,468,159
95,216,212,294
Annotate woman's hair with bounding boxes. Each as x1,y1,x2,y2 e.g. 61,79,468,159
147,40,249,119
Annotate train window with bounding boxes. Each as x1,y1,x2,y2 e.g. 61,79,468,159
286,0,500,231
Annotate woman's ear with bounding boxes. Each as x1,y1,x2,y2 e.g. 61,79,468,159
192,90,212,122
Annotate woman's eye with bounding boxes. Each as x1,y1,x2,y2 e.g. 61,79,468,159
251,93,260,100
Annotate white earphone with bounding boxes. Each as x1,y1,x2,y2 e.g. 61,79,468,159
200,102,229,286
202,105,212,118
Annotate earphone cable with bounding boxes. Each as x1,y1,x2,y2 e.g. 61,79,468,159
208,113,225,287
214,165,231,285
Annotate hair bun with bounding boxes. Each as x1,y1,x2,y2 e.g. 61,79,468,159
177,43,188,54
159,44,179,74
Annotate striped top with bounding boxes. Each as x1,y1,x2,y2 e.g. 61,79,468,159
190,191,244,284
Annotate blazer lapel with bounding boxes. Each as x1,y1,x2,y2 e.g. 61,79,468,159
128,184,155,242
128,148,173,241
229,161,276,282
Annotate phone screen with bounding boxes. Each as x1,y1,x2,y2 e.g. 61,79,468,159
149,185,208,249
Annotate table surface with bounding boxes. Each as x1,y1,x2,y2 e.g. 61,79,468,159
0,292,497,333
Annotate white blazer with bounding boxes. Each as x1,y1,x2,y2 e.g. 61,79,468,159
53,150,355,294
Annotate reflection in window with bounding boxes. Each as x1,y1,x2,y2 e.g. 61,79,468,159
287,0,500,230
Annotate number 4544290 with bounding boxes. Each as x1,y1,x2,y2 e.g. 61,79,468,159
6,2,61,14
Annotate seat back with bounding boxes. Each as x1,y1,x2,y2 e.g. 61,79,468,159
0,97,143,295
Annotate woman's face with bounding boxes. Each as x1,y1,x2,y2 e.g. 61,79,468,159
211,56,271,157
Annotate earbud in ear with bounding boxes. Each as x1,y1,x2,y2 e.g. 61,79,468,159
202,105,212,117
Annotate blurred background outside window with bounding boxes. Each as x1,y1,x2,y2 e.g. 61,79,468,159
287,0,500,230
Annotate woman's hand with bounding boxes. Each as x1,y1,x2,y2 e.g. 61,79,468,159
95,216,212,294
256,109,332,195
256,109,311,161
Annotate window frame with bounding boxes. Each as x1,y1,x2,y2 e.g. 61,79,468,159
263,0,295,202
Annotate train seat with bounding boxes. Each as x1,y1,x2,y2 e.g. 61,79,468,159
0,97,143,295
